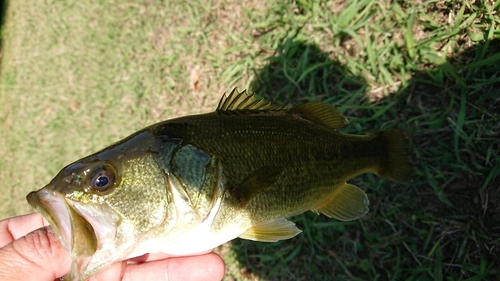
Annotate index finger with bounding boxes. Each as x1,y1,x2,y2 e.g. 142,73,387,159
0,213,49,247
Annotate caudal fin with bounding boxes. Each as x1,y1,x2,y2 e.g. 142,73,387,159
376,129,413,183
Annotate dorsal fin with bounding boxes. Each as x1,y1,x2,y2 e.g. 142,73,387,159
216,88,286,112
289,102,349,130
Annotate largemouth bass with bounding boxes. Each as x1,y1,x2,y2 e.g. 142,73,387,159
27,89,413,281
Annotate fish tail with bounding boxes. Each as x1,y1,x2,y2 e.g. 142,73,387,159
375,129,413,182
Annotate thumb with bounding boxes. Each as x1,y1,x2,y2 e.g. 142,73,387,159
0,226,72,281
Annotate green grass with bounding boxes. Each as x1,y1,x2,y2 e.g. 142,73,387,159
1,0,499,280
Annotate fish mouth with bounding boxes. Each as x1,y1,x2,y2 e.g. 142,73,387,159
27,186,98,257
27,188,72,250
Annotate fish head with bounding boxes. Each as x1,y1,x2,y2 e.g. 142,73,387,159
26,131,176,280
27,160,120,257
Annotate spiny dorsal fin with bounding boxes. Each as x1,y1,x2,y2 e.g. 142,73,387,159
216,88,286,112
239,218,301,242
289,102,349,130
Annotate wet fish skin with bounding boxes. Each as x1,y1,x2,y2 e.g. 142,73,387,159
26,89,413,281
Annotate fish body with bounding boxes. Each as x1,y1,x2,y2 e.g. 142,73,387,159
27,89,413,281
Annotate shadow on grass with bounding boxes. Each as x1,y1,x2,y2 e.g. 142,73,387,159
0,0,9,50
229,37,500,280
230,38,369,281
250,37,367,106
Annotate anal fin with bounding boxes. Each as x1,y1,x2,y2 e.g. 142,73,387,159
312,183,369,221
238,218,301,242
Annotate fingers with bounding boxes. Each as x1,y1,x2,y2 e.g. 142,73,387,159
128,249,214,263
121,253,225,281
88,261,127,281
0,214,225,281
90,252,225,281
0,226,71,280
0,213,48,247
86,253,225,281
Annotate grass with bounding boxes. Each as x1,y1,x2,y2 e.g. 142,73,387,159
1,0,499,280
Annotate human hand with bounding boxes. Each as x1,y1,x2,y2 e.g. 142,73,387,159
0,213,225,281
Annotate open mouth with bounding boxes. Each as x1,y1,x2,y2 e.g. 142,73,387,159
27,186,98,257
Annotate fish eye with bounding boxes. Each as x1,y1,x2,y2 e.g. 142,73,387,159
90,165,116,192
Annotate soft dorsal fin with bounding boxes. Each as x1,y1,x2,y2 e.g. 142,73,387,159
289,102,349,130
216,88,286,112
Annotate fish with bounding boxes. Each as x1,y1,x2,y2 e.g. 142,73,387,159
26,89,413,281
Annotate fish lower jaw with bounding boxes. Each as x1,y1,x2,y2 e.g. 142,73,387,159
66,240,136,281
27,189,72,252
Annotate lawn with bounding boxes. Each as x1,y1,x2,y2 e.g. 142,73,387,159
1,0,499,280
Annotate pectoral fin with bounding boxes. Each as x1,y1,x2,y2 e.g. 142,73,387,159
312,183,369,221
230,166,283,208
239,218,301,242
